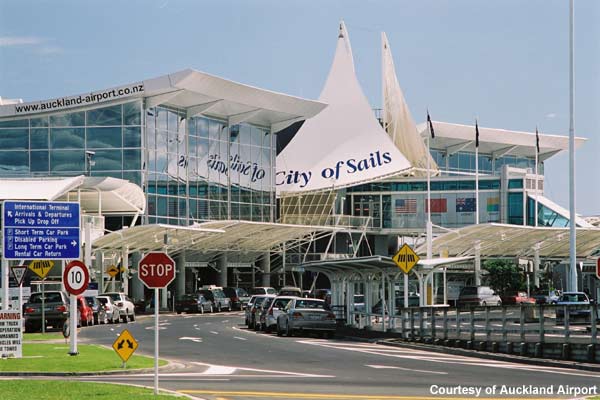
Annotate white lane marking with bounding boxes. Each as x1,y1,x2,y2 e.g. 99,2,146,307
230,325,283,339
366,364,447,375
233,336,247,341
145,326,167,330
222,320,229,323
210,331,219,335
179,336,203,343
190,362,334,378
299,340,600,378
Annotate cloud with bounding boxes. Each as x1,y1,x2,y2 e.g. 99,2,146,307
0,36,45,47
545,113,557,119
37,46,63,55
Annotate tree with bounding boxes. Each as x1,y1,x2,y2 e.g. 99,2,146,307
483,259,525,296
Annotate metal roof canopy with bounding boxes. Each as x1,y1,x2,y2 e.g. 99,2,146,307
0,175,145,214
417,121,586,162
300,255,474,279
418,223,600,260
92,220,339,256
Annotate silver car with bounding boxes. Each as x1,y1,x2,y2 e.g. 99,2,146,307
262,296,296,333
97,296,121,324
246,294,275,329
276,298,336,338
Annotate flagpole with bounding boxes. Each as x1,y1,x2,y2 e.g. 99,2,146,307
535,128,539,227
568,0,577,292
475,121,479,225
426,112,433,307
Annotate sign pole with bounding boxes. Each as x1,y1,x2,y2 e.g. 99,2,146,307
154,287,159,395
41,278,45,334
2,258,8,311
69,293,78,355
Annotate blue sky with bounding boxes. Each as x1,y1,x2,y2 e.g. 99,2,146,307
0,0,598,215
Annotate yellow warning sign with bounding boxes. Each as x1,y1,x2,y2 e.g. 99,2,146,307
28,260,55,279
107,265,119,278
392,244,420,274
112,329,138,363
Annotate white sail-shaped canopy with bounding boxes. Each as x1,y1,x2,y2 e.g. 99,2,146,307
276,22,412,194
381,32,438,175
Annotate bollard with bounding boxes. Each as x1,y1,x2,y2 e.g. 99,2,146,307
478,341,487,351
520,342,528,357
586,344,596,362
561,343,570,360
491,342,499,353
506,342,514,354
466,340,473,350
534,342,543,358
443,339,452,347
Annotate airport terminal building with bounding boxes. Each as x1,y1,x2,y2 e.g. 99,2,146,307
0,23,598,309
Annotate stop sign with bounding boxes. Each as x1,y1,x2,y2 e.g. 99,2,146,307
138,252,176,289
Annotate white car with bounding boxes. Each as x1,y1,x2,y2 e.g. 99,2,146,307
104,292,135,322
96,296,121,324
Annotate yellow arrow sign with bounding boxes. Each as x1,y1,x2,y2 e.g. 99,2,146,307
28,260,55,279
392,244,420,274
112,329,138,363
107,265,119,278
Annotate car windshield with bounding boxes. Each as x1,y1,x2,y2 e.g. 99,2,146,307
560,294,588,302
295,299,325,309
254,297,269,306
97,297,109,305
354,295,364,303
273,298,291,308
84,297,96,306
29,293,63,303
237,288,248,296
107,293,120,302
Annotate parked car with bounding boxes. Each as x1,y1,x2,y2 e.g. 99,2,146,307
261,296,296,333
198,287,231,312
500,291,536,305
353,294,365,313
97,296,120,324
555,292,596,322
223,287,250,311
76,296,94,327
276,297,336,338
24,291,70,332
250,287,277,296
372,294,420,315
278,286,302,297
532,290,561,305
104,292,135,322
246,294,275,329
175,293,213,314
457,286,502,307
85,296,107,325
256,297,276,331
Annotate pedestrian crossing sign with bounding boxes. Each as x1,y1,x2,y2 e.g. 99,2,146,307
393,244,420,274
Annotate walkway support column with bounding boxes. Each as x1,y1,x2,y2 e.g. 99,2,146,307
533,244,540,288
176,253,186,298
261,253,271,287
218,254,228,287
121,246,129,295
130,252,144,302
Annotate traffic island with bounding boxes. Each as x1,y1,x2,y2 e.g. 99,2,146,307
0,343,167,375
0,380,180,400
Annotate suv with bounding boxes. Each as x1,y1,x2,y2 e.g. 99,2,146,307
278,286,302,297
457,286,502,307
223,287,250,311
199,286,231,312
104,292,135,322
250,287,277,296
24,291,69,332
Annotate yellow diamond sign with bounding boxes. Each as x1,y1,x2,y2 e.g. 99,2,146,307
107,265,119,278
113,329,138,363
28,260,55,279
393,244,420,274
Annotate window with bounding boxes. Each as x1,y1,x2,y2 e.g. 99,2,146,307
87,104,122,126
0,129,28,149
51,128,85,149
50,111,84,127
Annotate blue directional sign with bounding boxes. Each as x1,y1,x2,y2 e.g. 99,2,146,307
3,201,80,260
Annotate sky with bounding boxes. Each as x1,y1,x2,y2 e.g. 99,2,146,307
0,0,598,215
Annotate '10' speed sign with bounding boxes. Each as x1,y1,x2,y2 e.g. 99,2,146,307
63,260,90,295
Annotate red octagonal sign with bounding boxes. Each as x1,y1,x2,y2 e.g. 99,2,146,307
138,252,176,289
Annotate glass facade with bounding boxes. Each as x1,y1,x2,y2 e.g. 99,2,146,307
144,106,274,225
0,100,275,227
0,101,142,181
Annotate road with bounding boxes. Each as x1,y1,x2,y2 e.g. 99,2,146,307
78,312,600,400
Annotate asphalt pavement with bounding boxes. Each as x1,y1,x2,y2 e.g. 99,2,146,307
77,312,600,400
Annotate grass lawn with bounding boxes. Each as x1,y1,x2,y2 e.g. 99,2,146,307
0,343,166,373
0,380,179,399
24,332,65,341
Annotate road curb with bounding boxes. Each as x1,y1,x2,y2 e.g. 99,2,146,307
0,359,182,377
374,338,600,373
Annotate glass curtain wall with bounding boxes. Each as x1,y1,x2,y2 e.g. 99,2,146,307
145,105,274,225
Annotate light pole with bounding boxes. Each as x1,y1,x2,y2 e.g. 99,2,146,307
85,150,96,176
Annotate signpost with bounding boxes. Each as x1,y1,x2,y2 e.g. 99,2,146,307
138,252,176,395
63,260,90,356
10,266,27,326
0,311,22,358
3,201,80,260
28,260,55,334
113,329,138,368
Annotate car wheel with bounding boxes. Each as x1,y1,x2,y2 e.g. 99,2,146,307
217,303,222,313
129,313,135,322
276,323,282,336
286,322,293,337
121,314,128,323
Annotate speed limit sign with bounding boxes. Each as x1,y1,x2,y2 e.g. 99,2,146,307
63,260,89,295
